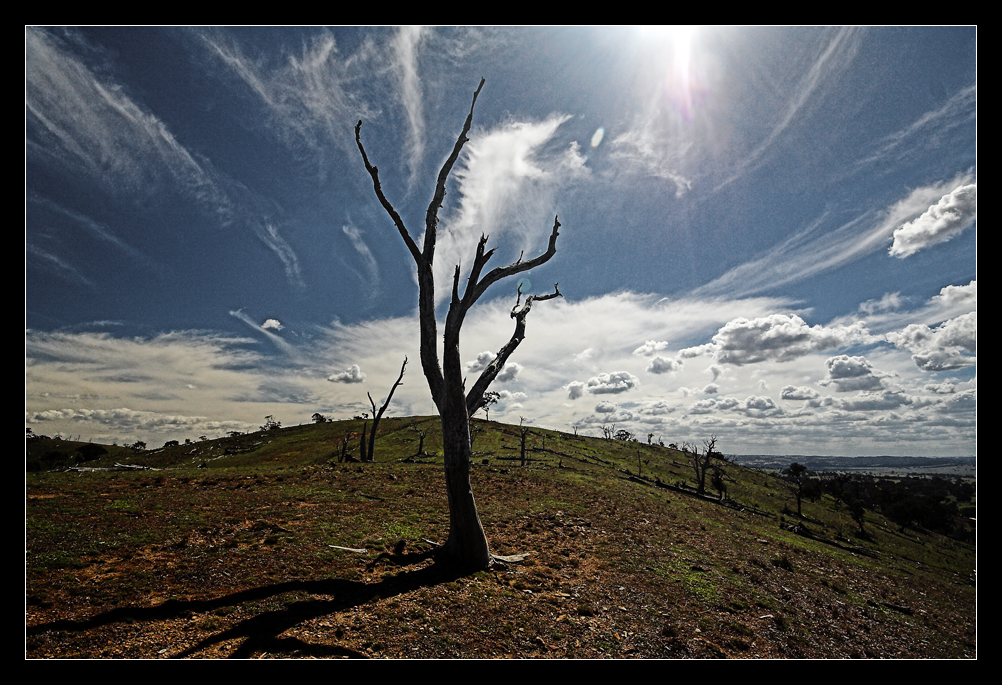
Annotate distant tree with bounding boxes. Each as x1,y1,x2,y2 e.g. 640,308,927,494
359,419,369,463
163,440,179,449
847,497,867,535
334,433,355,463
364,357,407,463
821,472,852,507
710,467,727,500
26,428,50,442
227,431,244,438
41,450,65,469
411,424,427,458
784,462,809,517
518,416,532,467
77,443,108,462
613,429,636,442
130,441,147,451
312,412,329,424
479,391,500,421
688,436,721,496
261,416,281,432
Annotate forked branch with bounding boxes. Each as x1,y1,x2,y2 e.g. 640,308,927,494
465,281,562,416
465,217,561,308
366,357,408,463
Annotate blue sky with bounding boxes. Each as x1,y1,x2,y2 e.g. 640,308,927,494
26,27,976,455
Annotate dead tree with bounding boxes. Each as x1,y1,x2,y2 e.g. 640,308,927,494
355,78,563,568
784,462,809,517
411,425,426,458
335,433,355,463
518,416,532,467
365,357,407,463
687,436,720,496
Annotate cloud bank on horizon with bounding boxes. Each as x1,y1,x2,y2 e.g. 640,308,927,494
26,27,976,456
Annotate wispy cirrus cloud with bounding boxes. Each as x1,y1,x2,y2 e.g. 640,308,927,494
859,82,977,169
27,194,146,264
433,115,588,304
694,173,976,298
26,28,307,291
26,244,93,287
610,116,692,198
715,27,863,191
26,28,228,207
229,309,294,355
198,28,373,171
391,26,428,189
341,222,380,296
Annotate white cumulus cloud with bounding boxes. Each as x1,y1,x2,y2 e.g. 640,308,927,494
684,314,870,366
647,356,682,375
886,311,977,371
328,364,366,383
781,385,820,401
566,381,585,400
818,355,889,392
890,183,977,257
496,362,523,383
584,371,640,395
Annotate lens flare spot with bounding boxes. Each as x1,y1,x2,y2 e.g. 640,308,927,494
591,127,605,148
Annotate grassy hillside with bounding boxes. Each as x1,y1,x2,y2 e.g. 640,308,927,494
26,418,976,658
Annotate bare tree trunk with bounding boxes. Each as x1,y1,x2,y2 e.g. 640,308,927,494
355,79,563,569
519,417,530,467
367,358,407,463
441,395,491,568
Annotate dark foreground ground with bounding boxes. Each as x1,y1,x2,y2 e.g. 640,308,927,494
26,419,976,658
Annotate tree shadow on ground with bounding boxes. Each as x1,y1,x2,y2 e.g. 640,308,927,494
27,548,470,658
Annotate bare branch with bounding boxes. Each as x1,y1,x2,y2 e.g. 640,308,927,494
463,234,496,303
354,121,422,265
533,283,561,302
366,357,408,463
452,264,461,307
469,216,561,306
465,282,562,416
425,77,485,259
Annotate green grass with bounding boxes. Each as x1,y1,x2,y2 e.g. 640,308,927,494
25,417,976,659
